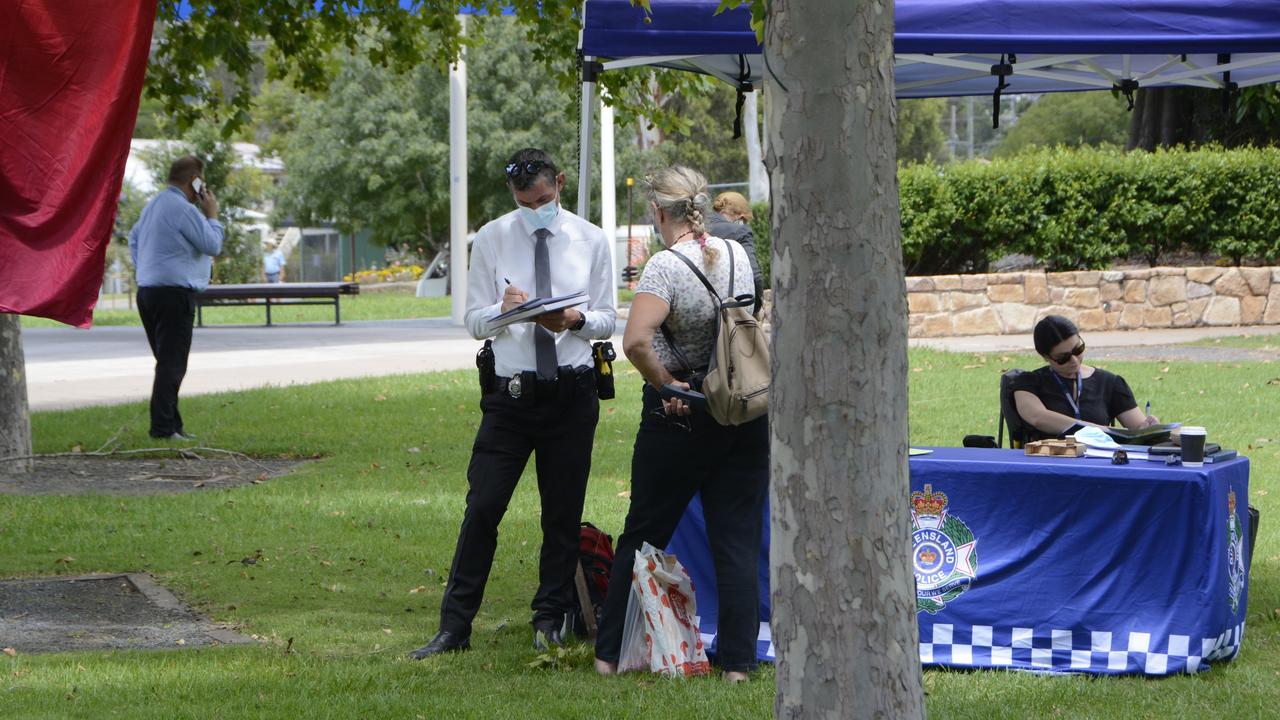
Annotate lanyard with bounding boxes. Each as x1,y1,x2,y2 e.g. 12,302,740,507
1050,371,1083,420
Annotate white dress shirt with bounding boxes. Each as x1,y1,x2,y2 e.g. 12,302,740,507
465,205,617,377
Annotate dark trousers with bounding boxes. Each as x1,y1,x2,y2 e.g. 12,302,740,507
595,385,769,672
136,286,196,437
438,369,600,635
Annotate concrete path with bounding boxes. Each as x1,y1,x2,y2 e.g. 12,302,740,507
20,317,1280,411
22,318,503,411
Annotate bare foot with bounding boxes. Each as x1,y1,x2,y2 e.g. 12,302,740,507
724,671,749,683
595,658,618,676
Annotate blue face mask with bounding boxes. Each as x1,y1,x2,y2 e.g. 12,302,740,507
518,201,559,231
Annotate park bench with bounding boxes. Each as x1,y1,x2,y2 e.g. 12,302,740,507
194,282,360,327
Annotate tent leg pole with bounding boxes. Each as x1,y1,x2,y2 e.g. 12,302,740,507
577,56,600,221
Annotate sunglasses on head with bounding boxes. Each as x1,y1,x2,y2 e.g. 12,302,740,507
505,160,550,178
1049,340,1086,365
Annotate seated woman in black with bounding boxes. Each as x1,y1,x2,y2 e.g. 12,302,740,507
1012,315,1156,441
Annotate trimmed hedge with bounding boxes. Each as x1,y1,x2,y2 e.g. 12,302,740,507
752,147,1280,278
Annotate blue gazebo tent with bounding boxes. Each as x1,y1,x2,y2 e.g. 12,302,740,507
573,0,1280,217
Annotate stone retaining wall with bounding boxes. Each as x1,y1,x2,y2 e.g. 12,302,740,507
907,266,1280,337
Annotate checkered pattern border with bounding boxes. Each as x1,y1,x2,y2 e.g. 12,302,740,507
705,621,1242,674
700,622,776,662
917,622,1244,675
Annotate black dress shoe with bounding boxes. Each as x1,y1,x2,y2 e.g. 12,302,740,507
408,630,470,659
532,619,564,652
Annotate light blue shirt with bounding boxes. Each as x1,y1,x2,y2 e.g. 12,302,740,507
128,186,224,290
263,249,285,274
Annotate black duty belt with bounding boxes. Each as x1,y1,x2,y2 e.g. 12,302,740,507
494,365,593,400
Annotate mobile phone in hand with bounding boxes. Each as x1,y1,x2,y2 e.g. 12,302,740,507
660,384,707,411
191,178,206,198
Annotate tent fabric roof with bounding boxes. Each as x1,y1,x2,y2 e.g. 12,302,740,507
580,0,1280,97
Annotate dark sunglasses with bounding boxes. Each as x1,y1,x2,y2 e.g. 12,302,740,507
505,160,550,178
1049,340,1086,365
647,407,691,433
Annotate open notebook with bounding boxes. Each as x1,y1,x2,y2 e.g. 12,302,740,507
488,290,588,331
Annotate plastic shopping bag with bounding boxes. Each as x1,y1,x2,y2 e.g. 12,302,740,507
616,542,711,677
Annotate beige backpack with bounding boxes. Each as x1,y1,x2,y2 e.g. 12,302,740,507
660,241,770,426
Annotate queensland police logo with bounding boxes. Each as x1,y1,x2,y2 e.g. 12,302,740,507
912,484,978,614
1226,488,1246,614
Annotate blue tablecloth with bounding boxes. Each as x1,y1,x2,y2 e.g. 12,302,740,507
666,447,1251,675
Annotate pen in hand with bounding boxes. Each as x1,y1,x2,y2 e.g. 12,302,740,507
504,277,511,285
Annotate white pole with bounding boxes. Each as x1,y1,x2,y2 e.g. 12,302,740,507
577,56,598,220
449,16,468,326
745,90,767,203
599,97,617,291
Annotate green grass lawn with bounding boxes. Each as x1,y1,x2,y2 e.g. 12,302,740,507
20,291,454,328
1189,331,1280,351
2,350,1277,718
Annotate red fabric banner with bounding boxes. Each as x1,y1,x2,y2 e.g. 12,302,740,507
0,1,156,328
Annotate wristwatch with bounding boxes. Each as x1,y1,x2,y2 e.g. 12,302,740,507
569,312,586,332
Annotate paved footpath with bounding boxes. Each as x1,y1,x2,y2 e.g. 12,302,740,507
20,318,1279,411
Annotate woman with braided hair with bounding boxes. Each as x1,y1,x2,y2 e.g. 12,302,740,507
594,165,767,682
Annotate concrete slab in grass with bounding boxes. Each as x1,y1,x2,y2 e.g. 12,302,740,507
0,573,252,653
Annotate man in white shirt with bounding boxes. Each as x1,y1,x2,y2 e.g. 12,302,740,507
411,148,617,659
262,241,285,283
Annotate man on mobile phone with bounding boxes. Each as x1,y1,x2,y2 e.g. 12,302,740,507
128,155,223,440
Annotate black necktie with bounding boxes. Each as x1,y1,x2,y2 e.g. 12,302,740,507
533,228,557,380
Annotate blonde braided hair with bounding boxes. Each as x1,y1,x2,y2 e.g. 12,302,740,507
645,165,718,268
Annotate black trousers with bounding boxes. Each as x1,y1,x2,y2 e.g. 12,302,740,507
438,368,600,635
136,286,196,437
595,384,769,672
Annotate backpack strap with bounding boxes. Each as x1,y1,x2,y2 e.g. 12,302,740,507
663,239,732,303
658,240,733,375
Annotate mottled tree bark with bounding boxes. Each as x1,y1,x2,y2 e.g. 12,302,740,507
0,314,32,473
765,0,924,718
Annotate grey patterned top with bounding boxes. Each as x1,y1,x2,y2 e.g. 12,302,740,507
635,236,755,374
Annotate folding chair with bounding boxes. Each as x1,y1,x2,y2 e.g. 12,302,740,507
963,368,1029,449
997,369,1030,449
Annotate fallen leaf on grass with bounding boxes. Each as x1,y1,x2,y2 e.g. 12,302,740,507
176,638,186,646
617,491,631,498
55,556,74,565
375,394,387,402
320,560,331,567
3,647,16,657
1161,367,1170,373
407,447,421,454
382,628,393,635
408,585,427,594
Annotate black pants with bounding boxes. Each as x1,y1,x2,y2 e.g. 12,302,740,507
136,286,196,437
595,385,769,672
438,368,600,635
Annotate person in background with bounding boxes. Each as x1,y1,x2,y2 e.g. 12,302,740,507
128,155,223,441
409,148,617,659
262,240,286,283
708,191,764,315
1012,314,1158,441
594,166,767,683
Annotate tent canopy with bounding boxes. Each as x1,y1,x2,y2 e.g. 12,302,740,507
580,0,1280,98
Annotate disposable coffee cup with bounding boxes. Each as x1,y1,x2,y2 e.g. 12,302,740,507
1181,426,1207,466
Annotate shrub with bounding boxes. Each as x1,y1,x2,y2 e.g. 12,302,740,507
728,146,1280,282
